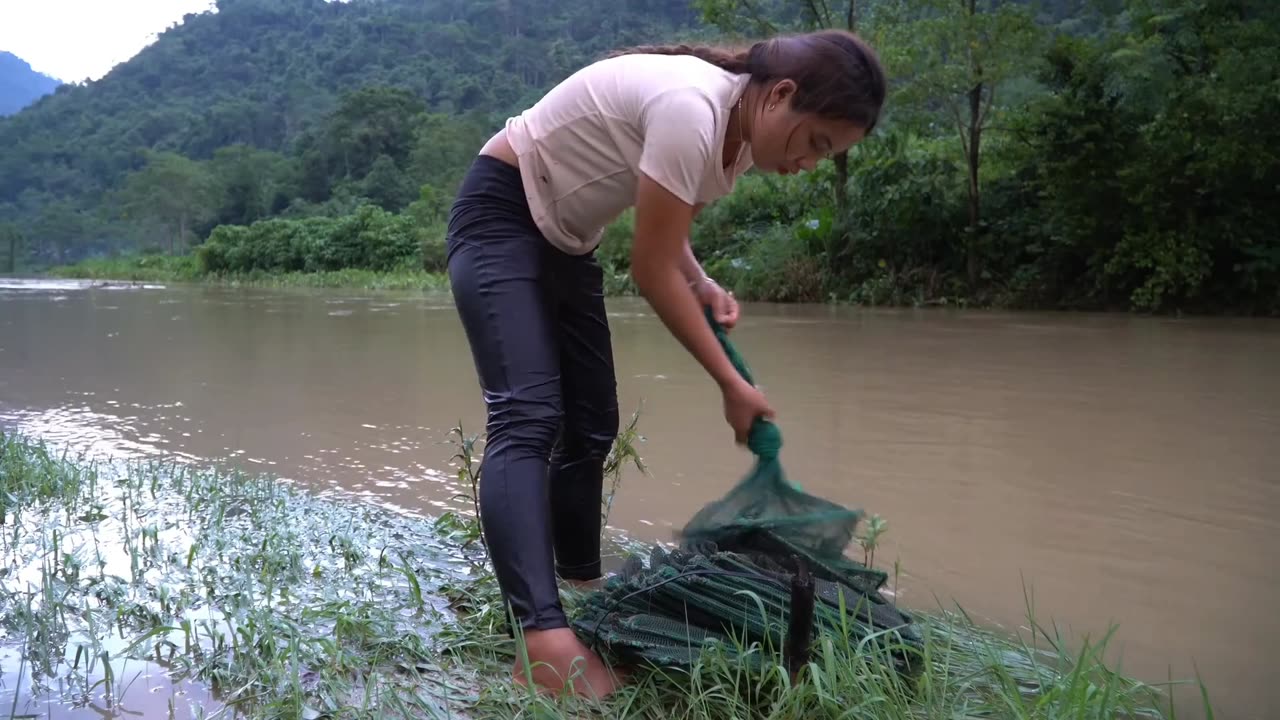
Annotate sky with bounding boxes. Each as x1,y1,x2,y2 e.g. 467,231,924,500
0,0,217,83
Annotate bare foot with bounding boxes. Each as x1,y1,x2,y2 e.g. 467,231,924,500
512,627,626,699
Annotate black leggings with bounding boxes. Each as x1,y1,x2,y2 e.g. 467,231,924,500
445,154,620,632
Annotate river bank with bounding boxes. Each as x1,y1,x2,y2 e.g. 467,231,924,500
39,250,1280,316
45,255,453,293
0,428,1212,719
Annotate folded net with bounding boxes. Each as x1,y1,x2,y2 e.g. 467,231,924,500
571,307,922,675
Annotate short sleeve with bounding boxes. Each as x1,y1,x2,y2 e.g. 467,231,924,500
637,87,717,206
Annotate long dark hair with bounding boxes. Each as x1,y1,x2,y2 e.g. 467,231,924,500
611,30,887,133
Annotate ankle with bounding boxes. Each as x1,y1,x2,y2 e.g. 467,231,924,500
519,626,578,654
562,576,603,591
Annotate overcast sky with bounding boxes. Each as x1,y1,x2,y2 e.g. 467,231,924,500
0,0,216,82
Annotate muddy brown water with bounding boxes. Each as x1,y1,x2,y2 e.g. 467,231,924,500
1,277,1277,719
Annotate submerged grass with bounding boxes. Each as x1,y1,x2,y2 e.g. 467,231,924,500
0,427,1215,719
0,429,482,718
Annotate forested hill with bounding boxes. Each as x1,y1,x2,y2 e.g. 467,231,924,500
3,0,1277,315
0,52,61,116
0,0,705,259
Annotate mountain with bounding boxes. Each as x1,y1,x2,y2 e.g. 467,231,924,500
0,0,1101,264
0,52,61,116
0,0,706,262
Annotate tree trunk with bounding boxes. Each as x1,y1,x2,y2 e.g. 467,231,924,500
836,0,855,218
965,0,983,288
830,149,851,274
834,149,849,212
966,82,982,287
828,0,858,278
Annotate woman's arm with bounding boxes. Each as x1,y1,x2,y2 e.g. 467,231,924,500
631,173,772,442
679,203,740,328
628,87,771,440
679,204,710,285
631,175,741,391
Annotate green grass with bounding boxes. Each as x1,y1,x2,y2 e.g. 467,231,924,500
0,427,1215,720
203,266,451,292
45,253,204,282
45,254,452,292
439,568,1213,720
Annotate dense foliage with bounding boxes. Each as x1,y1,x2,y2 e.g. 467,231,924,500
3,0,1276,314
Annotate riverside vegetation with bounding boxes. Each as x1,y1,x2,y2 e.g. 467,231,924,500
0,421,1216,719
1,0,1275,315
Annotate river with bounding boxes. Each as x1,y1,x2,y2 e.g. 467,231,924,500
1,277,1277,719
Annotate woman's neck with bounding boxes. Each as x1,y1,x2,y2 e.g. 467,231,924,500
723,84,756,169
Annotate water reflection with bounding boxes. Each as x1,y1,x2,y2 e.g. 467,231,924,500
0,643,227,720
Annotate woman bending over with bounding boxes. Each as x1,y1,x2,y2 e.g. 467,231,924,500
444,29,887,698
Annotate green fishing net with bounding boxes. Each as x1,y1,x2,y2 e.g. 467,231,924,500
571,307,922,674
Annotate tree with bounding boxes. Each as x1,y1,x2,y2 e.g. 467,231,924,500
1118,0,1278,312
360,154,417,211
295,86,426,205
29,197,97,266
208,144,296,229
407,110,493,195
881,0,1042,286
0,223,21,273
117,151,219,254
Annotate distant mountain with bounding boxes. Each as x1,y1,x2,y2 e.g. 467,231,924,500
0,52,61,116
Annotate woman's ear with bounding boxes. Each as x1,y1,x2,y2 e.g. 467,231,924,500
768,79,797,108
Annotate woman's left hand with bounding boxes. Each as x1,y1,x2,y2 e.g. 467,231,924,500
693,278,739,329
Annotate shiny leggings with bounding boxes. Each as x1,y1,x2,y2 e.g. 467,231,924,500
445,154,619,632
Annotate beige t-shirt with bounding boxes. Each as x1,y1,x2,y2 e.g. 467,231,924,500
504,52,755,255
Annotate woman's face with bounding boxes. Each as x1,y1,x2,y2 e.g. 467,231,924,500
748,80,868,175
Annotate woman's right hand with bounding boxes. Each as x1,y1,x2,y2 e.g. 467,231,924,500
628,173,776,445
722,377,775,445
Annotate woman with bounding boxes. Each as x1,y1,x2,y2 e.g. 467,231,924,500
445,29,886,697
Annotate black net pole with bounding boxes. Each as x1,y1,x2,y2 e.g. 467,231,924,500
784,555,815,678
